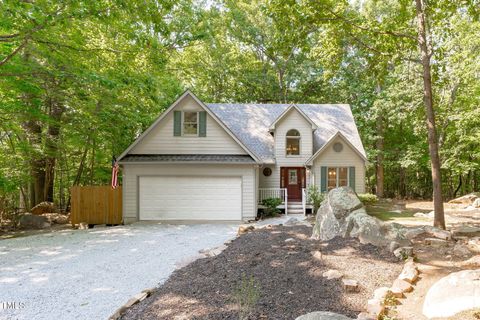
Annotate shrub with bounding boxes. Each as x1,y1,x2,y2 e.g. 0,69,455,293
307,185,325,215
261,197,282,217
232,274,261,320
358,193,378,205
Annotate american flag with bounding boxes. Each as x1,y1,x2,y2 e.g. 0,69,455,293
111,156,119,189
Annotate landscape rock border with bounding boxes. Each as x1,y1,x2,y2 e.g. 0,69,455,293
358,256,419,319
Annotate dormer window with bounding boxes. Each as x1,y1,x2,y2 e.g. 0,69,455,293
286,129,300,156
183,111,198,135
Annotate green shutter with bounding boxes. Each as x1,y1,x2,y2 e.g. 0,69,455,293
198,111,207,137
349,166,356,191
320,166,327,192
173,111,181,136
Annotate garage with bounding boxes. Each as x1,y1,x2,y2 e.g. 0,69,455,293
138,176,242,220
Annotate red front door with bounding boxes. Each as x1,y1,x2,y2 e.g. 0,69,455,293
280,167,305,201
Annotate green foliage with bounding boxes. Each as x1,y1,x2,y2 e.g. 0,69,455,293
358,193,378,205
232,274,261,320
307,185,325,215
261,197,282,217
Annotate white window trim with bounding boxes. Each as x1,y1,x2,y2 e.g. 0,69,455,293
181,111,199,136
285,129,301,157
327,167,350,188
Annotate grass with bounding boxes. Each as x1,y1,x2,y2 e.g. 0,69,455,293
365,202,416,221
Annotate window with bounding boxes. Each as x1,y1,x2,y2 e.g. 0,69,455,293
327,167,349,190
288,169,298,184
286,129,300,156
183,112,198,135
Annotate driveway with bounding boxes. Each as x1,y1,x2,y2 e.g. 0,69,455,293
0,223,238,320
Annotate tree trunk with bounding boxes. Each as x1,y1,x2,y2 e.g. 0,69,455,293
376,104,385,198
44,99,64,202
415,0,445,229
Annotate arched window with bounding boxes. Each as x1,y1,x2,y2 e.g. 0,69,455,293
286,129,300,156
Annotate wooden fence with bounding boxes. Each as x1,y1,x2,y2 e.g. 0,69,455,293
71,186,122,225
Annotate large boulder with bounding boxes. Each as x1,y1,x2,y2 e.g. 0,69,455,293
448,192,480,205
312,187,410,247
31,201,57,215
295,311,352,320
423,269,480,318
19,213,51,229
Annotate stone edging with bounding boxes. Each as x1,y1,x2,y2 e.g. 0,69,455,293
357,256,419,320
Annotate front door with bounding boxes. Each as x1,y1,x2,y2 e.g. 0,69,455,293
280,167,305,201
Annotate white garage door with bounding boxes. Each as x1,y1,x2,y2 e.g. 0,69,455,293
139,176,242,220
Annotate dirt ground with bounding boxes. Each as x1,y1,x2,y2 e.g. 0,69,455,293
121,225,402,320
367,199,480,320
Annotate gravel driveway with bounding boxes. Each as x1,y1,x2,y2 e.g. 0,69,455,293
0,223,238,320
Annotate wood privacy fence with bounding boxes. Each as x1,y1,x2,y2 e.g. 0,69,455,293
71,186,122,225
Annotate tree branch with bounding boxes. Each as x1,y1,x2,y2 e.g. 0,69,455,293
0,38,29,67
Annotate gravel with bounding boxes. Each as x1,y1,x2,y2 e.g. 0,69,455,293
0,223,238,320
122,225,402,320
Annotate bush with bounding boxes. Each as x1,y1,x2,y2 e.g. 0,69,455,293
358,193,378,205
261,197,282,217
307,185,325,215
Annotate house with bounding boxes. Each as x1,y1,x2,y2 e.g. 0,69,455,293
117,90,367,223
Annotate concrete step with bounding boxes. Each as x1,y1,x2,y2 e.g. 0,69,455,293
288,209,304,214
287,205,303,209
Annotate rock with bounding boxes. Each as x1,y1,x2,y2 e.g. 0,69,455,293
323,269,343,280
459,255,480,268
19,213,51,229
356,312,375,320
200,244,228,257
312,187,410,248
424,238,449,246
473,198,480,208
423,269,480,318
391,278,413,296
31,201,57,215
41,212,69,224
366,298,385,317
424,226,452,240
373,287,391,301
388,241,400,252
342,279,359,292
237,225,254,235
284,217,307,226
393,247,414,259
414,212,427,218
133,292,148,302
295,311,353,320
78,222,89,230
312,250,323,260
285,238,295,243
453,243,471,257
448,193,480,205
404,228,426,240
398,261,419,283
452,225,480,238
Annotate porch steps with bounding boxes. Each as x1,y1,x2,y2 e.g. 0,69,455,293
287,202,304,214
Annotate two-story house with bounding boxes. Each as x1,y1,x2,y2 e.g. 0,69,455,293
117,90,367,223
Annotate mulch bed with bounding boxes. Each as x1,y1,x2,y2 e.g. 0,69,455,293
121,225,402,320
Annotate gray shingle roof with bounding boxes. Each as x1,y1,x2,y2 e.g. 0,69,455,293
206,103,366,163
120,154,256,163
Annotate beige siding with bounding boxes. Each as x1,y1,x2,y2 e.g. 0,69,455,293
122,163,256,223
130,95,247,155
311,136,366,193
259,108,313,189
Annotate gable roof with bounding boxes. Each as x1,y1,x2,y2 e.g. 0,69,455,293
117,90,261,163
206,103,366,163
305,131,368,165
268,104,317,131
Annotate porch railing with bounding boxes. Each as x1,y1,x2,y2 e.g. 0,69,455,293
258,188,288,215
302,188,307,215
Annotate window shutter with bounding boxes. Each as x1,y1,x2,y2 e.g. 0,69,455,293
349,167,356,191
173,111,181,136
199,111,207,137
320,166,327,192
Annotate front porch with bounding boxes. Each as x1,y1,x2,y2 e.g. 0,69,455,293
258,188,313,215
